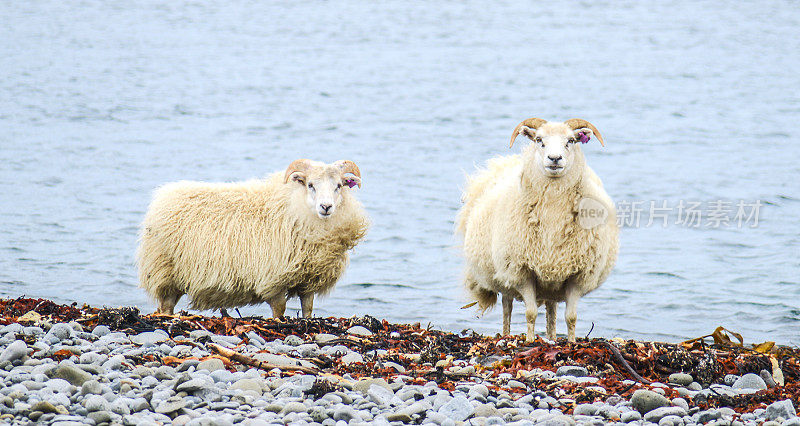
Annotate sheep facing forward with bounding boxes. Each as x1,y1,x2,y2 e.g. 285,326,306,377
137,159,369,317
456,118,618,342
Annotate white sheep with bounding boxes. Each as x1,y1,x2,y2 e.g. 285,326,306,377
136,159,369,317
456,118,619,342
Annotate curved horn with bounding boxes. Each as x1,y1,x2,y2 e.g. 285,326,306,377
284,159,313,183
510,118,548,148
564,118,605,146
335,160,361,188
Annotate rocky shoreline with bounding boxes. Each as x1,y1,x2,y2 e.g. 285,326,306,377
0,298,798,426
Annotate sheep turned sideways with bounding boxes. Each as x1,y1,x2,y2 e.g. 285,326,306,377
136,159,369,317
455,118,619,342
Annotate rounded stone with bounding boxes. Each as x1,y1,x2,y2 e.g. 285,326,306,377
346,326,373,336
280,401,307,414
387,413,413,422
573,403,598,416
471,384,489,398
0,340,29,363
313,333,337,345
353,378,391,394
48,323,74,340
50,365,91,386
30,401,58,413
724,374,740,386
80,380,103,395
621,410,642,423
131,331,169,347
284,335,304,346
668,373,693,386
230,378,262,395
333,405,360,422
631,389,671,414
644,406,687,423
196,358,225,372
766,399,797,421
155,396,186,414
438,395,475,421
83,395,110,412
732,373,768,390
761,370,778,388
91,325,111,337
556,365,589,377
340,352,364,364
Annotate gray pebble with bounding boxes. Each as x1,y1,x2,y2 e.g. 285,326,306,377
49,364,91,386
0,340,29,363
340,352,364,364
621,410,642,423
766,399,797,421
732,373,767,391
281,401,307,414
284,335,304,346
155,396,186,413
438,395,474,421
196,358,225,372
91,326,110,337
83,394,110,412
573,403,598,416
672,397,689,411
631,389,671,414
314,333,338,345
80,380,103,395
48,323,75,340
346,326,372,336
333,405,361,422
761,369,778,388
556,365,589,377
724,374,740,386
668,373,693,386
697,409,721,423
644,406,687,423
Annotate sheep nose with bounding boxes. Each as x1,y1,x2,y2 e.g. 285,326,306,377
320,204,332,213
548,155,562,162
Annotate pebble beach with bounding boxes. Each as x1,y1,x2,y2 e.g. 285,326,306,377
0,298,798,426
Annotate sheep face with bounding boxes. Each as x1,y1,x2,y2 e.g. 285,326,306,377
284,159,362,220
515,121,599,179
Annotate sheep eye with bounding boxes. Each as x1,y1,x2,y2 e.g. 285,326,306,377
568,138,576,144
336,183,342,190
307,183,314,189
535,137,543,145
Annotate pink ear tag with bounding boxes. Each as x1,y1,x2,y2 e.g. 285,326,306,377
345,179,357,188
579,132,590,144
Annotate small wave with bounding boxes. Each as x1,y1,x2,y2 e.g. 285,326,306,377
354,297,390,304
644,271,686,280
349,282,414,289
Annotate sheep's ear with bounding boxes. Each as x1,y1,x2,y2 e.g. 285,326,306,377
573,128,594,144
289,172,306,185
343,176,361,189
520,126,537,140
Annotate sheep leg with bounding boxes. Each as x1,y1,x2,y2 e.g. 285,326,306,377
268,294,286,318
545,301,557,340
518,282,538,343
564,288,580,342
501,293,513,335
156,293,181,316
300,293,314,318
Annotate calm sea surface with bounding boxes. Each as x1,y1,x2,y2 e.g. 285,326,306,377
2,1,799,344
